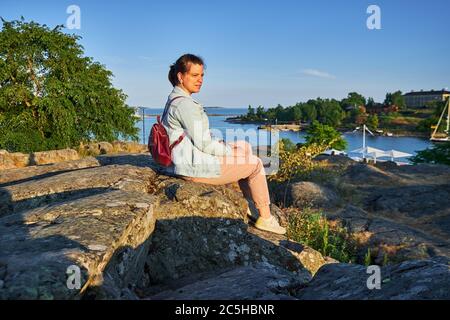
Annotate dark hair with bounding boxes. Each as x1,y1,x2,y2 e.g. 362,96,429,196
168,54,205,87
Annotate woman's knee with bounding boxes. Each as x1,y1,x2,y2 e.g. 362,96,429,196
248,155,264,175
238,140,253,155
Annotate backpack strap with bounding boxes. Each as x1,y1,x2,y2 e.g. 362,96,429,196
161,96,184,123
169,132,186,150
159,96,186,149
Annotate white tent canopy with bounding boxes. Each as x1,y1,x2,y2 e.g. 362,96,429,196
382,149,413,161
349,146,387,163
350,146,386,156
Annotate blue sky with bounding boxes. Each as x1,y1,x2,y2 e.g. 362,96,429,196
1,0,449,108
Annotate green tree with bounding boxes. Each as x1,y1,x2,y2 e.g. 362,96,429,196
366,97,376,108
430,100,447,118
0,19,138,152
384,91,406,109
246,105,256,120
304,120,347,150
280,138,297,153
287,106,301,122
346,107,367,125
256,105,265,119
315,99,345,127
341,92,366,109
301,102,317,122
266,108,277,121
417,100,447,133
411,143,450,166
367,114,379,129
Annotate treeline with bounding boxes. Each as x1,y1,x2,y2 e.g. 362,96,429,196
0,19,138,153
241,91,407,129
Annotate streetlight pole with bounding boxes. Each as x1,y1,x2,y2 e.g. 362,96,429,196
142,107,145,145
362,124,366,160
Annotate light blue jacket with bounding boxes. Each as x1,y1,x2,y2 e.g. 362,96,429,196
161,86,232,178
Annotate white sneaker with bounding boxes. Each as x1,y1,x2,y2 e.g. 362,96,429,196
254,215,286,235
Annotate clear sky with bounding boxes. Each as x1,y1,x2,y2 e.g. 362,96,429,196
1,0,449,108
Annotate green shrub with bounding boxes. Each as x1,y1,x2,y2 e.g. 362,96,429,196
287,207,356,263
411,142,450,166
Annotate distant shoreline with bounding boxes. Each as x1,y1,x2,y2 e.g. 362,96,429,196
225,116,431,139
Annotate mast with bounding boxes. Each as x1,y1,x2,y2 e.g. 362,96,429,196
447,97,449,133
431,98,448,140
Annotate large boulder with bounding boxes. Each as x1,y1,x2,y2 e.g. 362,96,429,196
31,149,80,165
0,189,157,299
0,153,327,299
271,181,341,209
0,151,30,170
364,184,450,240
0,141,148,170
136,175,323,296
341,163,407,186
0,162,157,217
310,159,450,265
0,157,100,186
296,256,450,300
149,263,302,300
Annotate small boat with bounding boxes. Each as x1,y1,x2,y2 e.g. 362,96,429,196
430,98,449,142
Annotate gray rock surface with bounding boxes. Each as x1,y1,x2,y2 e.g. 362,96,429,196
137,176,315,296
1,149,449,300
296,256,450,300
149,263,301,300
272,181,340,209
0,189,156,299
0,152,324,299
298,156,450,264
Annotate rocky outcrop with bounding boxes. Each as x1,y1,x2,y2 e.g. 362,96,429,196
271,181,341,209
0,156,158,299
296,256,450,300
0,141,147,170
0,153,325,299
278,155,450,265
148,262,302,300
1,149,449,300
131,173,321,297
0,149,80,170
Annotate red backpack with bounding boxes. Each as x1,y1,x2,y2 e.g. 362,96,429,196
148,96,185,167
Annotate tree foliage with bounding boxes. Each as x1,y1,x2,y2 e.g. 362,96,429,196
410,143,450,166
367,114,379,129
341,92,366,109
384,91,406,109
0,19,138,152
304,120,347,150
269,123,347,183
416,100,447,133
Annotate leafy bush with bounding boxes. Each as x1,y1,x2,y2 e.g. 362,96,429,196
287,207,356,263
269,124,347,183
411,142,450,165
280,138,297,153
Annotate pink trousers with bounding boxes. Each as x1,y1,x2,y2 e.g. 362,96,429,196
182,141,271,215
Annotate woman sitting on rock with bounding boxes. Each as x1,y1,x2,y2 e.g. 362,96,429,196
160,53,285,235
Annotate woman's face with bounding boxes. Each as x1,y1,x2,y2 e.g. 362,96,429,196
177,63,204,95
